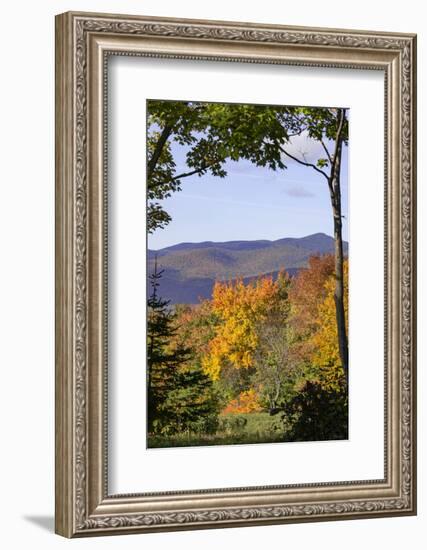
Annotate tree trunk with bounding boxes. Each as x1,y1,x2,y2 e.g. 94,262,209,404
332,194,348,382
329,109,348,383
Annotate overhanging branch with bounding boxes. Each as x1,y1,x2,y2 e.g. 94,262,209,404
278,145,329,181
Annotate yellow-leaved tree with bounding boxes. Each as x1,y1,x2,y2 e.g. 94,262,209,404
310,259,349,391
202,275,279,381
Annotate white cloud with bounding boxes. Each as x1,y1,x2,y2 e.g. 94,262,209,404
282,131,332,165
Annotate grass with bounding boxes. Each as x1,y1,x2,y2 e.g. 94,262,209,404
147,412,287,448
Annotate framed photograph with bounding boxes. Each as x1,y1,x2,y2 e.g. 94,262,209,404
55,11,417,537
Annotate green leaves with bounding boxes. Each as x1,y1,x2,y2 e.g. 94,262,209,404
147,203,171,234
147,100,348,233
317,158,329,168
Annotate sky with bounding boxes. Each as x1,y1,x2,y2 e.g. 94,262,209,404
148,126,349,250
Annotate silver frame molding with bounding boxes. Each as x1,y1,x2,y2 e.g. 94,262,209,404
55,11,417,538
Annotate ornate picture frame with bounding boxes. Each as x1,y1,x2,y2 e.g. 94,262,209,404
55,11,416,537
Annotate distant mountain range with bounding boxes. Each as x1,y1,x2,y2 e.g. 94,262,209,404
148,233,348,305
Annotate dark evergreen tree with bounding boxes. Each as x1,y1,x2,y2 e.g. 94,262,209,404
147,258,218,437
147,257,187,433
160,366,219,436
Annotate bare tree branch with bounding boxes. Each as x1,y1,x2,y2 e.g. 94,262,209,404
147,160,222,190
170,163,218,182
320,139,333,163
278,145,329,181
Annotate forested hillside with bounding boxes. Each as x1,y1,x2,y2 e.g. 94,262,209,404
148,233,348,304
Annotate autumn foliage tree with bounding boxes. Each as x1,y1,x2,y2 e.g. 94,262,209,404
202,275,279,380
282,255,349,441
252,273,296,413
200,272,297,412
222,389,262,414
310,260,349,392
289,254,335,364
289,254,348,390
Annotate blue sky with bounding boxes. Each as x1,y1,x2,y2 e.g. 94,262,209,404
148,133,348,250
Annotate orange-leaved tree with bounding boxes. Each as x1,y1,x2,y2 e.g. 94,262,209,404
289,254,335,365
170,301,218,365
281,256,349,441
221,388,263,414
